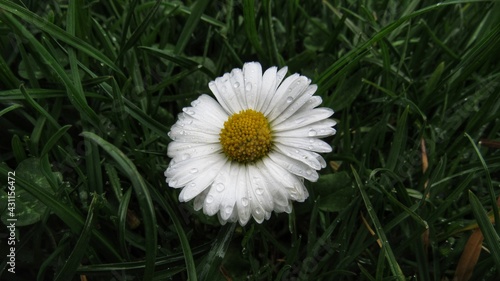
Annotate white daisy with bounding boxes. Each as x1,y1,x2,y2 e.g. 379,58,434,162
165,62,336,226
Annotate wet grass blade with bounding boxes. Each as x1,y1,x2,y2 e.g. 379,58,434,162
80,132,157,281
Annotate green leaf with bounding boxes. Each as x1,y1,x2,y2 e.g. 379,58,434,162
0,158,55,226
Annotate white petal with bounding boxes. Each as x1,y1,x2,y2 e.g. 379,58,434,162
262,66,288,115
262,156,309,202
178,157,227,202
168,124,220,144
235,168,252,225
188,94,228,125
202,161,233,216
272,107,334,132
209,73,243,114
247,164,274,212
267,76,311,122
193,189,209,211
270,85,317,126
273,143,323,170
274,136,332,153
255,66,277,112
267,151,319,182
242,62,262,110
218,164,239,221
166,153,225,187
273,119,337,138
167,142,222,160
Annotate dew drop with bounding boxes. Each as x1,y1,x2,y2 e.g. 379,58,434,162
245,82,252,91
189,182,196,187
308,129,317,136
255,207,263,215
169,179,178,186
306,169,313,175
225,205,232,214
183,108,195,115
191,99,200,107
181,153,191,160
241,197,249,206
233,82,240,88
206,195,214,203
286,96,294,103
190,168,198,174
215,182,225,192
256,188,264,195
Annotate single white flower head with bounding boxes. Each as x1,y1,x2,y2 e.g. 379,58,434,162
165,62,336,226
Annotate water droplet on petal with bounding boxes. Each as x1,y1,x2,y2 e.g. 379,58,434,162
233,82,240,88
225,205,232,214
206,195,214,203
189,182,196,187
286,96,294,103
216,182,225,192
306,170,313,175
308,129,317,136
245,82,252,91
241,197,249,206
169,179,178,186
181,153,191,160
191,99,200,107
190,168,198,174
255,207,263,215
183,108,195,115
256,188,264,195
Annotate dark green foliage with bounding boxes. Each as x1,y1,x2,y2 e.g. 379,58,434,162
1,0,499,280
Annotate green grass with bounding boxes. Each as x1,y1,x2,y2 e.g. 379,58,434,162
1,0,500,280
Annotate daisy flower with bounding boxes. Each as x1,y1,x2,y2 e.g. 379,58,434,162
165,62,336,226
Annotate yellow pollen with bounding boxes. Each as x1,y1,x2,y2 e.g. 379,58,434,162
219,109,272,163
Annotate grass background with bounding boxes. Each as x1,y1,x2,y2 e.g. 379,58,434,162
1,0,500,280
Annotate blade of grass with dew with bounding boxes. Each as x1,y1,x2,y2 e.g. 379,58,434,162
0,103,22,118
468,191,500,273
0,54,20,88
54,193,99,281
465,133,499,233
139,46,215,78
1,13,101,128
174,0,210,55
117,0,162,60
149,185,197,281
0,164,122,261
243,0,266,60
11,134,27,164
352,166,405,280
385,107,409,172
0,0,122,74
80,131,157,281
118,188,133,261
121,97,170,139
40,125,72,157
19,84,61,131
316,1,484,96
197,223,236,280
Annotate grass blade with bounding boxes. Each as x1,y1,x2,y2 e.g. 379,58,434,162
80,132,157,281
352,166,405,280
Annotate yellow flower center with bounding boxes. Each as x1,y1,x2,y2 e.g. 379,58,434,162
219,109,272,163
